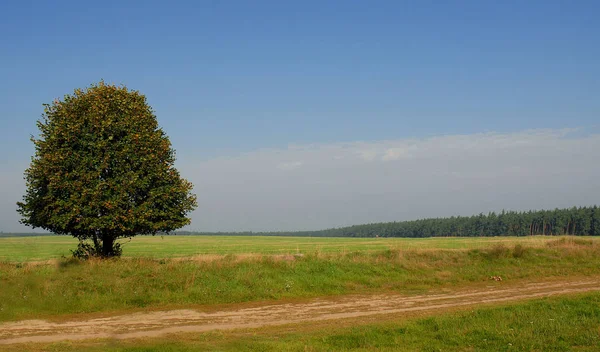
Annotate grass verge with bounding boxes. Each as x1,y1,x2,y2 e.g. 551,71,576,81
1,238,599,322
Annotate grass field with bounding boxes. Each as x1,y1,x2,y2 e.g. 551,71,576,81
0,234,587,262
2,235,600,351
1,236,599,322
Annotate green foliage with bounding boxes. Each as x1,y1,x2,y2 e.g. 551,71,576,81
69,241,99,260
16,81,197,257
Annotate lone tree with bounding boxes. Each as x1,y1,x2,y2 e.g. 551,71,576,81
17,81,197,257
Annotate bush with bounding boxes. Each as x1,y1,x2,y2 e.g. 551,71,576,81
71,240,122,260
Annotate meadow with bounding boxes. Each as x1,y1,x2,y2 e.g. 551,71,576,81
2,235,600,351
0,234,580,262
1,236,599,320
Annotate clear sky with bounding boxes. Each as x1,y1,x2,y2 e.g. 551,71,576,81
1,1,599,232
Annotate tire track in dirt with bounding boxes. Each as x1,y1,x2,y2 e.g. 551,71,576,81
1,277,599,345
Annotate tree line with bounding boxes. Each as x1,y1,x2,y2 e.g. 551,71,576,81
190,206,600,238
6,206,599,239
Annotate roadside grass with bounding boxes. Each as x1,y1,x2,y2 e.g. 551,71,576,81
1,239,599,322
0,235,585,262
7,292,600,351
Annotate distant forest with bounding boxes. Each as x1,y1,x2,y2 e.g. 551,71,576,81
3,206,599,238
185,206,600,238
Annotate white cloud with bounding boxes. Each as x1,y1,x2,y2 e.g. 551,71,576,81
357,149,378,161
277,161,303,171
382,147,413,161
3,128,600,233
178,128,600,232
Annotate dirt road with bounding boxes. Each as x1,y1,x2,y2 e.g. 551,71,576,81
1,277,599,345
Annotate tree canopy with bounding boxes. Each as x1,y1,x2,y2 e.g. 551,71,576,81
17,81,197,257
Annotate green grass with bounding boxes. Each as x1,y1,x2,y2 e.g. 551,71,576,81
1,239,599,322
8,292,600,351
0,234,589,262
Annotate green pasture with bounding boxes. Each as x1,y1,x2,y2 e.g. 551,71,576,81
1,236,600,322
0,235,582,262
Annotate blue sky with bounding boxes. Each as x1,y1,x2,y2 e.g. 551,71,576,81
1,1,599,232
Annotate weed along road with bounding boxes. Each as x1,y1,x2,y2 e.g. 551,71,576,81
1,276,599,345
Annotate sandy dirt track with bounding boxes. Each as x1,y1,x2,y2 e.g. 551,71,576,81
1,277,599,345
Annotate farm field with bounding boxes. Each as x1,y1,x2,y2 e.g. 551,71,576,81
0,234,588,262
1,235,600,350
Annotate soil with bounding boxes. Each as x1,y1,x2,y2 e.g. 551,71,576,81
1,277,599,345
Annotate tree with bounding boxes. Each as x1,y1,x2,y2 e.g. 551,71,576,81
17,81,198,257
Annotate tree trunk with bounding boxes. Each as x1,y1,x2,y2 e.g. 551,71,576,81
102,236,114,257
92,232,100,254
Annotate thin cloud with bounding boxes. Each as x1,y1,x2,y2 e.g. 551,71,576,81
2,128,599,233
277,161,303,171
179,128,600,232
382,147,413,161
